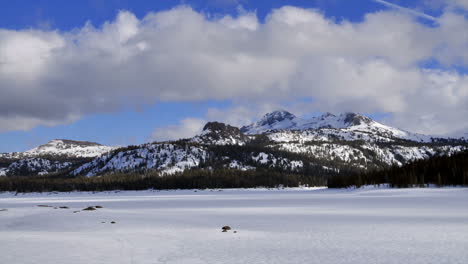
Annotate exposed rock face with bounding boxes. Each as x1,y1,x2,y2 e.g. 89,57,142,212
343,113,372,126
255,110,296,127
241,110,298,133
192,122,249,145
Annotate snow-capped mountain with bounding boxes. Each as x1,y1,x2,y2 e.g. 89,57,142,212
241,110,432,142
0,139,116,176
236,110,466,169
1,110,466,178
0,139,115,159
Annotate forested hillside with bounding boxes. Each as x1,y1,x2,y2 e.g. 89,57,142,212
328,150,468,188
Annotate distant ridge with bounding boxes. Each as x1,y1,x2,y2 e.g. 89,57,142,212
241,110,432,142
0,139,115,159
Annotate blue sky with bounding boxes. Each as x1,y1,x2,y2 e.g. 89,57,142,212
0,0,384,30
0,0,467,152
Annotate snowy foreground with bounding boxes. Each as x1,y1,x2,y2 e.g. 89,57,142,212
1,187,467,264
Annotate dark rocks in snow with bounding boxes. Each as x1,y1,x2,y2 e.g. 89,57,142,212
222,226,232,232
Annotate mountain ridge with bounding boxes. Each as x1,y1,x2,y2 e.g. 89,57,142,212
0,139,115,159
1,110,467,178
241,110,433,142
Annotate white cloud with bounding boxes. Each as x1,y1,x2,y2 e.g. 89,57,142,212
206,106,259,127
1,6,468,135
434,12,468,65
0,30,64,78
449,0,468,10
151,118,206,141
422,0,468,15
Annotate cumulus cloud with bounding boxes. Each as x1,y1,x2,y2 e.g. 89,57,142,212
447,0,468,10
1,5,468,134
423,0,468,16
151,118,206,141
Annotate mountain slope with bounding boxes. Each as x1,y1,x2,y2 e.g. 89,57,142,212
329,149,468,188
0,139,116,176
71,141,324,177
73,143,208,177
3,158,72,177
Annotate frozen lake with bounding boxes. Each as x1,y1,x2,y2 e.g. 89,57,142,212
1,187,467,264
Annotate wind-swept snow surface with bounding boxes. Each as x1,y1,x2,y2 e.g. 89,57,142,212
0,188,467,264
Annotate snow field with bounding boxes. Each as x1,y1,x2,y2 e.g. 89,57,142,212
0,187,467,264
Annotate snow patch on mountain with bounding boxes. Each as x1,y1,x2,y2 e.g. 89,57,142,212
228,160,255,171
252,152,304,170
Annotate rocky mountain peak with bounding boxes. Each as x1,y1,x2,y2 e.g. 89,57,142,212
259,110,296,126
240,110,299,134
320,112,336,119
342,112,373,126
202,122,241,134
192,122,248,145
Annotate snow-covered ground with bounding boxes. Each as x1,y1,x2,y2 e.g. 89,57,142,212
1,187,467,264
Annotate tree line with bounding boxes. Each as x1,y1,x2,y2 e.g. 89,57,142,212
328,150,468,188
0,168,328,193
